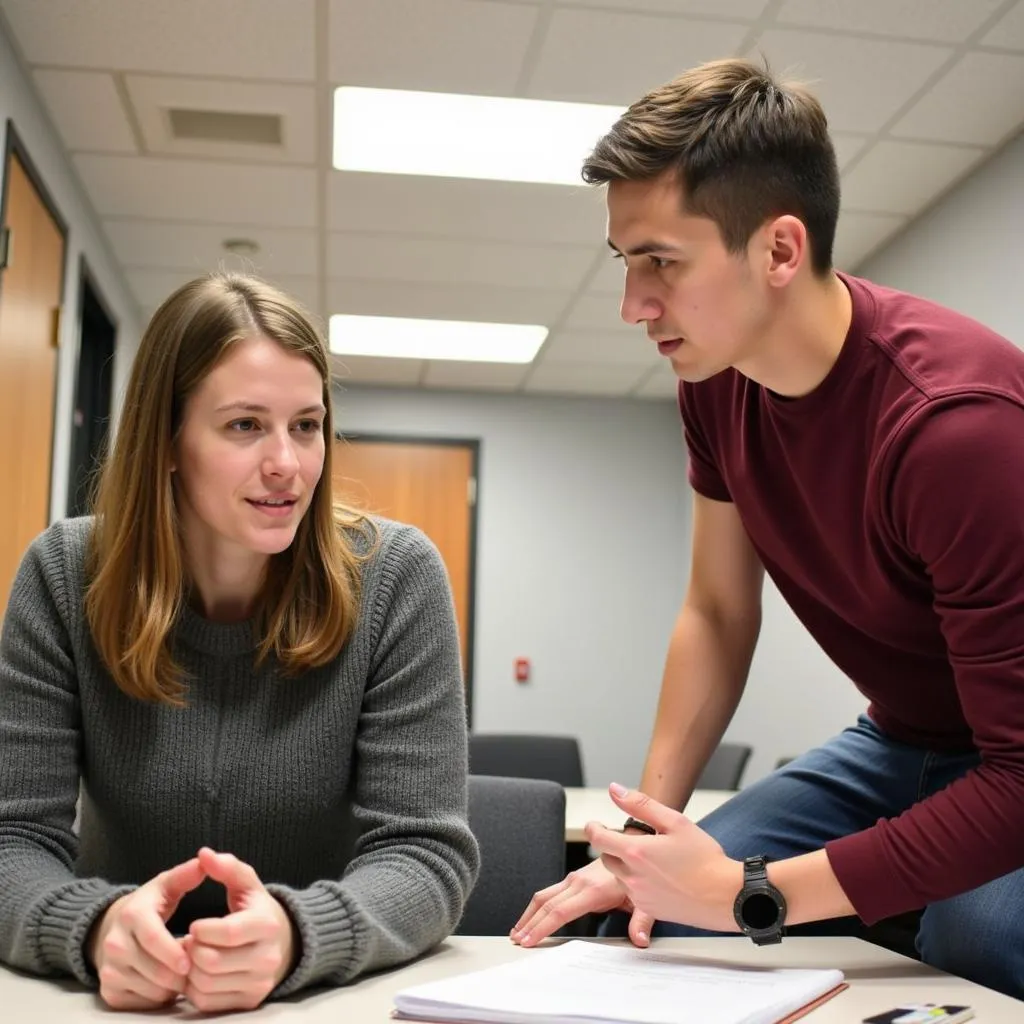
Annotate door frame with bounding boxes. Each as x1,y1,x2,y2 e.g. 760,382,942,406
0,120,70,528
0,120,69,304
334,431,481,721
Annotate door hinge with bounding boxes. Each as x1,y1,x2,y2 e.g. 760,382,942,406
50,305,62,349
0,227,11,270
467,476,477,507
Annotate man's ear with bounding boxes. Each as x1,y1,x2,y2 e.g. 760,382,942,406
764,215,807,288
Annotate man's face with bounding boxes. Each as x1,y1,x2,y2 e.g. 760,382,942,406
607,174,773,383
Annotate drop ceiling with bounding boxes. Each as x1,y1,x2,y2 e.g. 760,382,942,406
3,0,1024,400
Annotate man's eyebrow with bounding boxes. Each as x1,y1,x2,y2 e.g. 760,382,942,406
606,239,685,256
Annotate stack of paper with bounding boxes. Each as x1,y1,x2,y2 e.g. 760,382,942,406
393,941,847,1024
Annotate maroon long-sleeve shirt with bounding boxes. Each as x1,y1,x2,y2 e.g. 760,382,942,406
680,272,1024,924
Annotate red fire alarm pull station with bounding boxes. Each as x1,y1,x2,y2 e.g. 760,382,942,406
515,658,530,683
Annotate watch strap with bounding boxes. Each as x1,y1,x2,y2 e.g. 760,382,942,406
621,816,657,835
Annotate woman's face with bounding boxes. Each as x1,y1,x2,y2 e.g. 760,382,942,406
172,334,327,569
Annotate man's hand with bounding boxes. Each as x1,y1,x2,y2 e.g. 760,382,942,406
511,857,655,948
586,783,742,932
182,847,298,1014
88,858,205,1011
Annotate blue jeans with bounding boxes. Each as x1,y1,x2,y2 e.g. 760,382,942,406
602,715,1024,1000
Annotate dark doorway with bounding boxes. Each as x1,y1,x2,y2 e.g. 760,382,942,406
67,262,116,518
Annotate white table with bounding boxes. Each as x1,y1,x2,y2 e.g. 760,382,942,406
2,937,1020,1021
563,787,734,843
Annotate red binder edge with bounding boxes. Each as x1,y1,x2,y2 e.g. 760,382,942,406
776,981,850,1023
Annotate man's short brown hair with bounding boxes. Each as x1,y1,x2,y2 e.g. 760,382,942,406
583,58,840,276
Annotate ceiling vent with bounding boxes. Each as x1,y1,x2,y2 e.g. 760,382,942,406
167,108,282,146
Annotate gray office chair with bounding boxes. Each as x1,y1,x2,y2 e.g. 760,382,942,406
456,775,567,936
468,733,584,787
697,742,752,790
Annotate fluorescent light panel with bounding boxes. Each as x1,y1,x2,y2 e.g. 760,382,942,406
333,87,624,186
329,314,547,363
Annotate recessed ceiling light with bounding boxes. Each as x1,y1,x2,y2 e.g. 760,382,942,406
333,87,624,186
329,314,547,363
222,238,260,256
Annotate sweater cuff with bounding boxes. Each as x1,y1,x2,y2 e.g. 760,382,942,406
825,829,906,926
265,882,366,997
35,880,137,986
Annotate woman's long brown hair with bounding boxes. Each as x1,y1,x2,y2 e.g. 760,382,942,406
85,273,376,705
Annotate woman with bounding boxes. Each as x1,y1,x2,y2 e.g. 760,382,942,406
0,273,479,1013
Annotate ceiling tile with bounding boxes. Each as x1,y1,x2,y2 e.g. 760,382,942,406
889,52,1024,145
832,133,873,170
331,354,424,387
422,361,530,390
980,1,1024,50
329,172,608,243
633,365,682,400
124,75,316,164
329,0,538,94
524,361,641,395
833,210,907,269
103,221,319,277
0,0,315,81
33,70,136,153
4,0,1019,403
750,29,953,133
589,249,626,296
540,330,659,368
329,234,598,291
776,0,1005,43
529,9,749,105
563,293,638,334
327,279,568,325
553,0,771,17
74,155,317,226
841,140,987,215
126,268,320,318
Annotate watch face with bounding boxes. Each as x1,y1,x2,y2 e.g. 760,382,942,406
741,891,782,931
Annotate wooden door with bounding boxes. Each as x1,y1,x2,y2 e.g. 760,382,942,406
332,438,476,684
0,148,66,618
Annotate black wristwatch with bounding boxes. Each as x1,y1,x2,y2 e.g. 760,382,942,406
733,855,787,945
622,816,657,835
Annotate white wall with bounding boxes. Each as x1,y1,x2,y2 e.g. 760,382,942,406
733,583,866,781
334,386,686,788
0,18,142,521
860,128,1024,348
333,385,869,788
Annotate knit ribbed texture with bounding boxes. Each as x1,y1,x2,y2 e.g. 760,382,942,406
0,517,479,994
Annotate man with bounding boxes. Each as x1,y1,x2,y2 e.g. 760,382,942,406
512,57,1024,1000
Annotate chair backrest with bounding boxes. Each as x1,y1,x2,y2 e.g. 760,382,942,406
468,733,584,787
697,742,752,790
457,775,566,936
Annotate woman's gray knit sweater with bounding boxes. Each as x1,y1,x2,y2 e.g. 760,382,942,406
0,516,479,996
